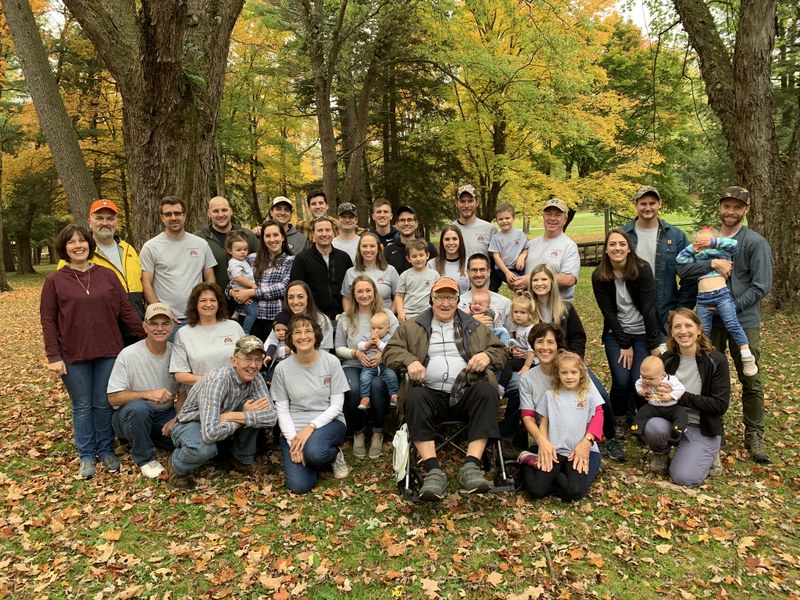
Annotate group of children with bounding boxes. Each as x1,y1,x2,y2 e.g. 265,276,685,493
221,202,754,457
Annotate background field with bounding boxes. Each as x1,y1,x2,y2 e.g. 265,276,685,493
0,253,798,598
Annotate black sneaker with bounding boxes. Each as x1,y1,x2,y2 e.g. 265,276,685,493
605,438,627,462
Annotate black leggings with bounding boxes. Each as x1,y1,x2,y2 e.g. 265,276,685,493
522,455,589,502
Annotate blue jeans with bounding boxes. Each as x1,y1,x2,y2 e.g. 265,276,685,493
170,421,260,476
280,420,346,494
112,400,175,466
359,365,399,399
344,366,389,433
61,357,117,461
491,327,511,345
603,331,650,422
236,301,259,335
696,287,749,349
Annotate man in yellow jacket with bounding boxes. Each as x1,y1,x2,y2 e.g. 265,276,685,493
58,199,144,344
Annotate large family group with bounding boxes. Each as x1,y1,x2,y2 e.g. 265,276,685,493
40,183,772,502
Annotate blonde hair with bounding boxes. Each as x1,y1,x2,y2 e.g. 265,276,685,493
528,263,567,323
344,275,383,335
511,291,536,326
371,311,390,329
551,351,590,406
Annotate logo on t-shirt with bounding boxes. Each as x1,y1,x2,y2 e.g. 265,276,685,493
376,277,386,284
477,235,486,242
223,336,233,344
322,375,331,386
549,249,561,258
189,249,199,257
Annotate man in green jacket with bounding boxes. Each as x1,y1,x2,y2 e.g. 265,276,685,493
384,277,507,501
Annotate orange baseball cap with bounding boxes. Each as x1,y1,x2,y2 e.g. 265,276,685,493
89,199,119,215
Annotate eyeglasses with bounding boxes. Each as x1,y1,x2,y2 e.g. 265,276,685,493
468,268,489,273
146,320,173,329
291,327,315,335
432,294,458,303
161,211,184,217
235,355,262,365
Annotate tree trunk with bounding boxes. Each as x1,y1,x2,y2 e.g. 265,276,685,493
0,150,9,292
61,0,244,245
671,0,800,307
3,232,15,273
2,0,96,225
15,233,35,275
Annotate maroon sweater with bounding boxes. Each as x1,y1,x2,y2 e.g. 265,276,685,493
40,264,145,364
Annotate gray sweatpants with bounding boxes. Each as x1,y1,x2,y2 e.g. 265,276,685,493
642,419,720,488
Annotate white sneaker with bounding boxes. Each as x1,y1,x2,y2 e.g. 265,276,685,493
742,354,758,377
332,450,349,479
140,459,166,479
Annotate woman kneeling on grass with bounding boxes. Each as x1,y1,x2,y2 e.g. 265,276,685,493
270,315,351,494
518,323,604,501
642,308,729,485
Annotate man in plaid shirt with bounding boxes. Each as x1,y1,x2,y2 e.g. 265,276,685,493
167,336,277,489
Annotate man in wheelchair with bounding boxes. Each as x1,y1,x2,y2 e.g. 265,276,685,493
384,277,507,501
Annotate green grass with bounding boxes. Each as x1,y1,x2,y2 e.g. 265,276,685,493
1,265,798,598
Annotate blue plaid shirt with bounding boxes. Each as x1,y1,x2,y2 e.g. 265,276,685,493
247,253,294,320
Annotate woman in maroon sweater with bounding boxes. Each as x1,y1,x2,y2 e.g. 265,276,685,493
40,225,144,479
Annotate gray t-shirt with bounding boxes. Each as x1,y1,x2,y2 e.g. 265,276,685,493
95,241,124,275
341,266,400,310
170,319,245,377
139,232,217,319
227,257,255,290
634,225,658,277
519,366,553,412
332,236,360,264
614,277,645,335
107,340,178,412
524,233,580,302
428,257,470,293
271,351,350,439
488,228,529,269
452,219,496,258
397,268,440,318
538,387,603,456
676,354,702,426
335,310,399,368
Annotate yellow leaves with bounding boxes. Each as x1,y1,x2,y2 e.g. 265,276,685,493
100,529,121,541
655,544,673,555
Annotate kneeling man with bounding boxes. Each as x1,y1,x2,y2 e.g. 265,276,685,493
108,303,180,478
167,335,277,489
384,277,507,501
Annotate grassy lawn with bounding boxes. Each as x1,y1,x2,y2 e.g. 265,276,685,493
1,263,798,598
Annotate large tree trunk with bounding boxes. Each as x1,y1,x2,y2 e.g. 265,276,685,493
671,0,800,307
2,0,96,225
15,233,35,275
61,0,244,245
0,151,9,292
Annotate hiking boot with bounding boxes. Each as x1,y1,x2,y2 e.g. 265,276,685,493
332,450,349,479
166,455,194,490
517,451,538,469
140,459,166,479
419,468,447,502
649,452,670,476
353,433,367,458
708,452,723,478
458,462,492,493
744,430,771,464
100,454,120,473
741,354,758,377
605,438,627,462
230,457,256,475
79,459,96,480
368,433,383,459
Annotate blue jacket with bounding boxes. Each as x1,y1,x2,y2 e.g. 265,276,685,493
621,219,696,333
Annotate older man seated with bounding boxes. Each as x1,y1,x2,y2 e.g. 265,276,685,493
384,277,507,501
166,335,277,489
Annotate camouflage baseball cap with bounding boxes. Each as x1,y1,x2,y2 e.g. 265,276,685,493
719,186,750,205
457,184,477,198
634,186,660,201
235,335,266,355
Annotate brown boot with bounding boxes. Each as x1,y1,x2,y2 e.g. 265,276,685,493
230,457,256,475
744,430,771,464
167,455,195,490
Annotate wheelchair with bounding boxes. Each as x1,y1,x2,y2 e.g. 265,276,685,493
396,420,523,503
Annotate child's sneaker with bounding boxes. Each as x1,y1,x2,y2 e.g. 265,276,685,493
358,397,370,411
742,354,758,377
390,394,398,408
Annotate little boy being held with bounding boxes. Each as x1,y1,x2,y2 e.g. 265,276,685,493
226,231,259,334
358,312,399,410
394,239,440,322
676,227,758,376
631,356,687,444
262,311,292,384
489,203,529,292
469,289,511,345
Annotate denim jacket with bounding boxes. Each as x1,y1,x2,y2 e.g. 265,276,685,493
621,219,696,333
